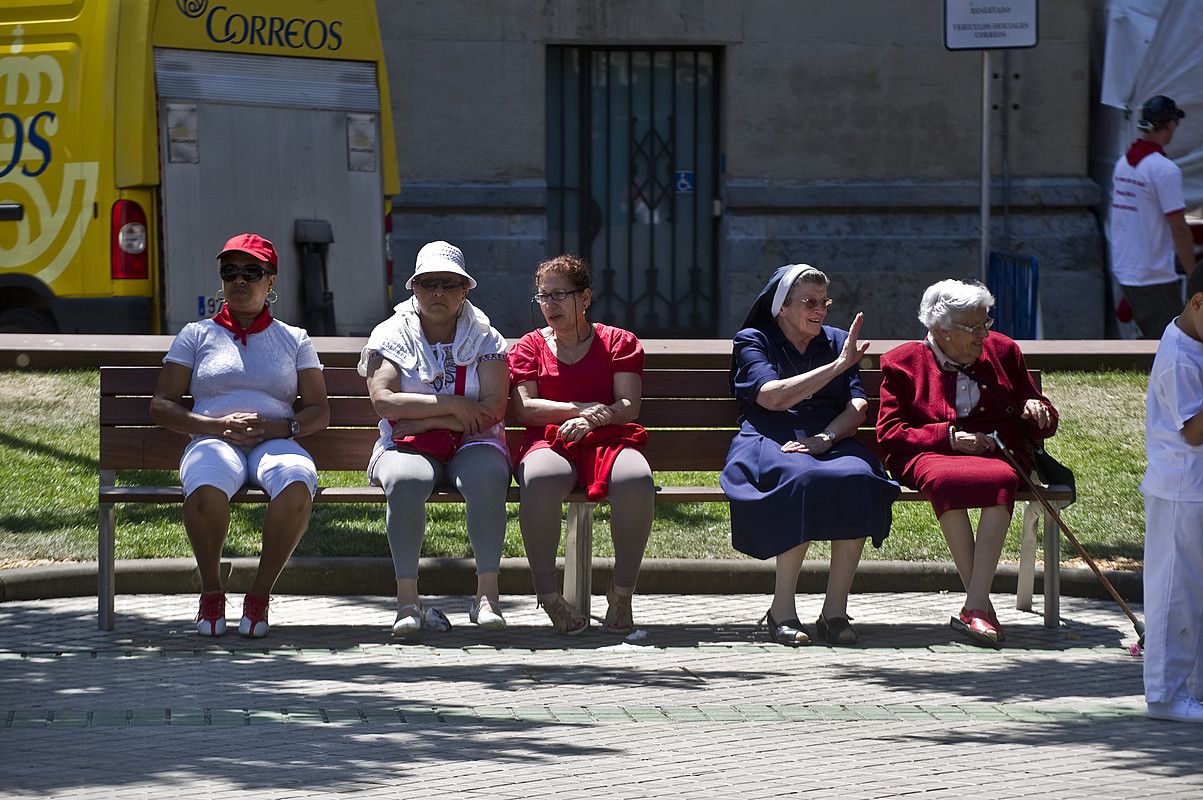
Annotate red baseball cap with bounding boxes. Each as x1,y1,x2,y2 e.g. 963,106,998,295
217,233,278,273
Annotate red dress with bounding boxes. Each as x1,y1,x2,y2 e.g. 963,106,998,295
876,333,1059,517
507,323,645,463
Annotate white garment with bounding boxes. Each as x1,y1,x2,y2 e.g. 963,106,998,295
925,334,981,417
359,297,509,477
1141,321,1203,501
1142,495,1203,704
1109,148,1187,287
180,436,318,499
163,318,322,423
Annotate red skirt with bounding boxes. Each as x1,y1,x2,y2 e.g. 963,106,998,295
904,453,1020,518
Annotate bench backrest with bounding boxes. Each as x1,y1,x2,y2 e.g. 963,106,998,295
98,366,1040,473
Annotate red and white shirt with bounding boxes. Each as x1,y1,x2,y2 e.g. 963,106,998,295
1109,141,1186,287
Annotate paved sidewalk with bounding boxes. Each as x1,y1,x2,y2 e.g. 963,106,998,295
0,591,1195,799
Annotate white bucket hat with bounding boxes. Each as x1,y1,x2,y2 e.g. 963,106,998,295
405,240,478,290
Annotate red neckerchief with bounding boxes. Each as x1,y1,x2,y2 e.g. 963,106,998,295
1126,139,1165,167
212,303,273,346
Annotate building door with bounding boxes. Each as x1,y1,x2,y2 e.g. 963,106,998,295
547,48,720,337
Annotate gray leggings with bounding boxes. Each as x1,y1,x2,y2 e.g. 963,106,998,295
517,446,654,595
373,444,511,580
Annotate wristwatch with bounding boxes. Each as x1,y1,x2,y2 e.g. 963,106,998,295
285,417,300,439
819,429,838,443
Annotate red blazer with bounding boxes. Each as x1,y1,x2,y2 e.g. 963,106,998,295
876,333,1058,481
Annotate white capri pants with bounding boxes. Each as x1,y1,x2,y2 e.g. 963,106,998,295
1143,494,1203,704
180,436,319,500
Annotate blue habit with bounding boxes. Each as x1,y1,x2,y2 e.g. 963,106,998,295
719,323,899,560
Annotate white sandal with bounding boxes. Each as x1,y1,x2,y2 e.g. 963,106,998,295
468,596,507,630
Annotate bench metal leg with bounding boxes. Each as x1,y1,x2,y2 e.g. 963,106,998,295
563,502,595,618
1016,501,1038,612
98,501,116,631
1042,505,1061,629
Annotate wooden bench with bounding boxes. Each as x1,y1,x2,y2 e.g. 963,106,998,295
98,365,1073,631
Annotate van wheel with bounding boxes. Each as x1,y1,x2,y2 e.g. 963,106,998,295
0,308,57,332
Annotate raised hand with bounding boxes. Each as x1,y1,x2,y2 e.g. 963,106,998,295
838,312,871,370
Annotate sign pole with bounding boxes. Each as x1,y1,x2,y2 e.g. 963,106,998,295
980,50,991,283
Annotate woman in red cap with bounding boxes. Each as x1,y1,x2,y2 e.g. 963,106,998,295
151,233,330,639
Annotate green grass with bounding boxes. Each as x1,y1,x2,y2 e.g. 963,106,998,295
0,368,1149,567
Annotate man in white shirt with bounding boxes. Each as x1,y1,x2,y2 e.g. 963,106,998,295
1109,95,1196,339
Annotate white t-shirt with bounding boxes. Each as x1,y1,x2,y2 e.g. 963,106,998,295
163,318,322,424
1109,148,1186,287
1142,321,1203,501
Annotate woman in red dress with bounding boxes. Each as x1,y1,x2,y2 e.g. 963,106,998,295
508,255,654,635
877,279,1058,647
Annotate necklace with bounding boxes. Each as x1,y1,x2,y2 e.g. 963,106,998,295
548,324,595,364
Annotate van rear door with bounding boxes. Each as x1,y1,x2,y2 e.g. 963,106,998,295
154,48,388,335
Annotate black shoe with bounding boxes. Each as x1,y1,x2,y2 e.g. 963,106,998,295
760,609,810,646
815,613,857,646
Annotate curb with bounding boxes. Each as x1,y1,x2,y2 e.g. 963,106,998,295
0,557,1142,602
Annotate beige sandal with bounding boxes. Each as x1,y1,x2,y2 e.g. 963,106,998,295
538,595,588,635
602,587,634,634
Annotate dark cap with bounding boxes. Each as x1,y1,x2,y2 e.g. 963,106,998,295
1138,95,1185,131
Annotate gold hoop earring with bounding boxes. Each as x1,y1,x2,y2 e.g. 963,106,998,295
266,289,278,304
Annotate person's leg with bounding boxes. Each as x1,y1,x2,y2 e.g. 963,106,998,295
373,448,439,610
770,542,809,622
516,448,577,599
822,537,867,620
1144,495,1203,707
516,448,586,634
247,440,319,598
1123,280,1183,340
606,448,655,595
447,444,511,612
965,505,1012,611
936,508,975,593
180,437,247,591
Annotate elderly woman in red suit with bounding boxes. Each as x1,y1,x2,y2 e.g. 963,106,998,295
877,279,1059,647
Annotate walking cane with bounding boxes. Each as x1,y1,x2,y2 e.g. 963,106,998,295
987,431,1145,646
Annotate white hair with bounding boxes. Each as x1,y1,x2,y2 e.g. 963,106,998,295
917,279,995,330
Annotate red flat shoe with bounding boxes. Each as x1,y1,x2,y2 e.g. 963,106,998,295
986,604,1006,642
951,607,1000,649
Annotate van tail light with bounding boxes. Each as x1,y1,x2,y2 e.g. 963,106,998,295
384,208,394,294
111,200,148,280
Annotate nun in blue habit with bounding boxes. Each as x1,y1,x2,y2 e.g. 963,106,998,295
719,264,899,647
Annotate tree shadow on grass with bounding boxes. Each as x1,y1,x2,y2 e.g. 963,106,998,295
0,430,95,471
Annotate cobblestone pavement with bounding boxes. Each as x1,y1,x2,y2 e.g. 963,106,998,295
0,591,1196,799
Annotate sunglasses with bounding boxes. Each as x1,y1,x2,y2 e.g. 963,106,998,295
219,264,270,283
414,277,468,291
949,318,995,336
792,297,833,310
533,289,582,304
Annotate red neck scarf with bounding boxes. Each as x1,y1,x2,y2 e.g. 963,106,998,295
1126,139,1165,167
212,303,273,346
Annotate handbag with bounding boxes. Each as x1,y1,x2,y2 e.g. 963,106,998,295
392,364,467,463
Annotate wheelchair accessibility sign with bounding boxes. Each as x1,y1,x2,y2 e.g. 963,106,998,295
673,170,695,193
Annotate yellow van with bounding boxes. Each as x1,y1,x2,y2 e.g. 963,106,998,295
0,0,399,334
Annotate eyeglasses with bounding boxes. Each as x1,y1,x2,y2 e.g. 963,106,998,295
533,289,582,304
796,297,833,310
219,264,270,283
949,318,995,336
413,277,468,291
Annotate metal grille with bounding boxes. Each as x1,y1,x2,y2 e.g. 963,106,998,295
547,48,721,337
